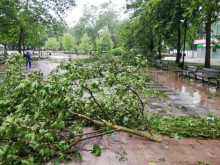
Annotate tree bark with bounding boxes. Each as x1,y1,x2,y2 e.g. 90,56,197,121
175,24,181,64
158,38,162,59
18,27,24,54
4,44,7,53
150,38,154,53
68,110,161,142
204,14,212,68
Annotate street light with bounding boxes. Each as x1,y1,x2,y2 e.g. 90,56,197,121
38,31,41,57
22,33,25,56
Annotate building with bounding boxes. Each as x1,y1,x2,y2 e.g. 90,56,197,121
194,20,220,59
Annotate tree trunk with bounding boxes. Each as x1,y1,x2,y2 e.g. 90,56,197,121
18,27,24,54
158,38,162,59
4,44,7,52
204,14,212,68
150,38,154,53
175,24,181,64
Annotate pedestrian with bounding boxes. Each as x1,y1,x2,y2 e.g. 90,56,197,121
25,47,32,70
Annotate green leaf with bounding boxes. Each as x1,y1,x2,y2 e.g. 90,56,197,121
92,144,102,157
159,157,165,162
149,162,157,165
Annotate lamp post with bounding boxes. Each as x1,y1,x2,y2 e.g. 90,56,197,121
182,18,187,70
22,33,25,56
38,31,41,57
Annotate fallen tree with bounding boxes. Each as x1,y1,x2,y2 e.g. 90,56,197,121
0,55,162,164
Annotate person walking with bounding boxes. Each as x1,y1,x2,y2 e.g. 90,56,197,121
25,47,32,70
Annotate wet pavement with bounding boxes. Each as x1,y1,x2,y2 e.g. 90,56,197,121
0,54,89,77
47,128,220,165
145,69,220,116
29,55,89,77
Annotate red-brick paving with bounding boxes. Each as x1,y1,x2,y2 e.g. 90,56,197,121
53,131,220,165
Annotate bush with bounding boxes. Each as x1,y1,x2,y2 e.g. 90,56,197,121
111,48,124,56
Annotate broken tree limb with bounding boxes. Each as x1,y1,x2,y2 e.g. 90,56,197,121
67,110,161,142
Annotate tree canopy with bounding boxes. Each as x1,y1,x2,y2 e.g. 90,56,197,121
45,38,60,50
0,0,76,53
79,33,93,52
96,27,114,52
62,33,76,52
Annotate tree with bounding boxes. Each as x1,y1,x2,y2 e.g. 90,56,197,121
79,33,93,53
0,55,161,164
62,33,76,53
96,27,114,52
0,0,76,54
72,2,119,48
45,38,60,50
188,0,220,68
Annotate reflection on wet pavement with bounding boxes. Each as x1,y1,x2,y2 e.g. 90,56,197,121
148,69,220,112
25,55,89,77
47,128,220,165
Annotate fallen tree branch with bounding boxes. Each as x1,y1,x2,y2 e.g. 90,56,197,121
67,110,161,142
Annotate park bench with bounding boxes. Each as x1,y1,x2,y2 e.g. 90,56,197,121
148,59,155,64
159,61,169,70
0,56,5,64
178,65,198,77
217,79,220,89
194,68,220,86
32,54,40,60
155,60,161,68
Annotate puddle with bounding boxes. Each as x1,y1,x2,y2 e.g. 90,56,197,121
148,69,220,110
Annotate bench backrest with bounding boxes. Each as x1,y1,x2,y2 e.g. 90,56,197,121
202,68,220,76
162,61,169,66
148,59,154,63
155,60,161,64
186,65,198,72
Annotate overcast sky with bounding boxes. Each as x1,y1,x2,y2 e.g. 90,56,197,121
65,0,127,27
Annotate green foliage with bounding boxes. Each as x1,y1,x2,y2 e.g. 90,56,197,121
79,33,93,52
197,161,209,165
96,27,114,52
71,2,119,48
45,38,60,50
62,33,76,51
0,55,163,164
0,0,76,51
111,48,124,56
147,112,220,139
0,55,219,164
91,144,105,157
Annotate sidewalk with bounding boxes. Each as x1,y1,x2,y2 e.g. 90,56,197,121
47,130,220,165
164,57,220,66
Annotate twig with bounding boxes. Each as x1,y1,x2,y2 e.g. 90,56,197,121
82,85,115,124
69,129,117,149
114,75,151,134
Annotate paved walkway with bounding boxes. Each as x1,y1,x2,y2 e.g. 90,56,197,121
47,129,220,165
146,69,220,116
164,57,220,66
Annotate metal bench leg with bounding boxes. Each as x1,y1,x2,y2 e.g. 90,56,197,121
217,80,219,89
208,78,211,85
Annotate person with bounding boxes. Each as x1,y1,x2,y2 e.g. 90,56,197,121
25,47,32,69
